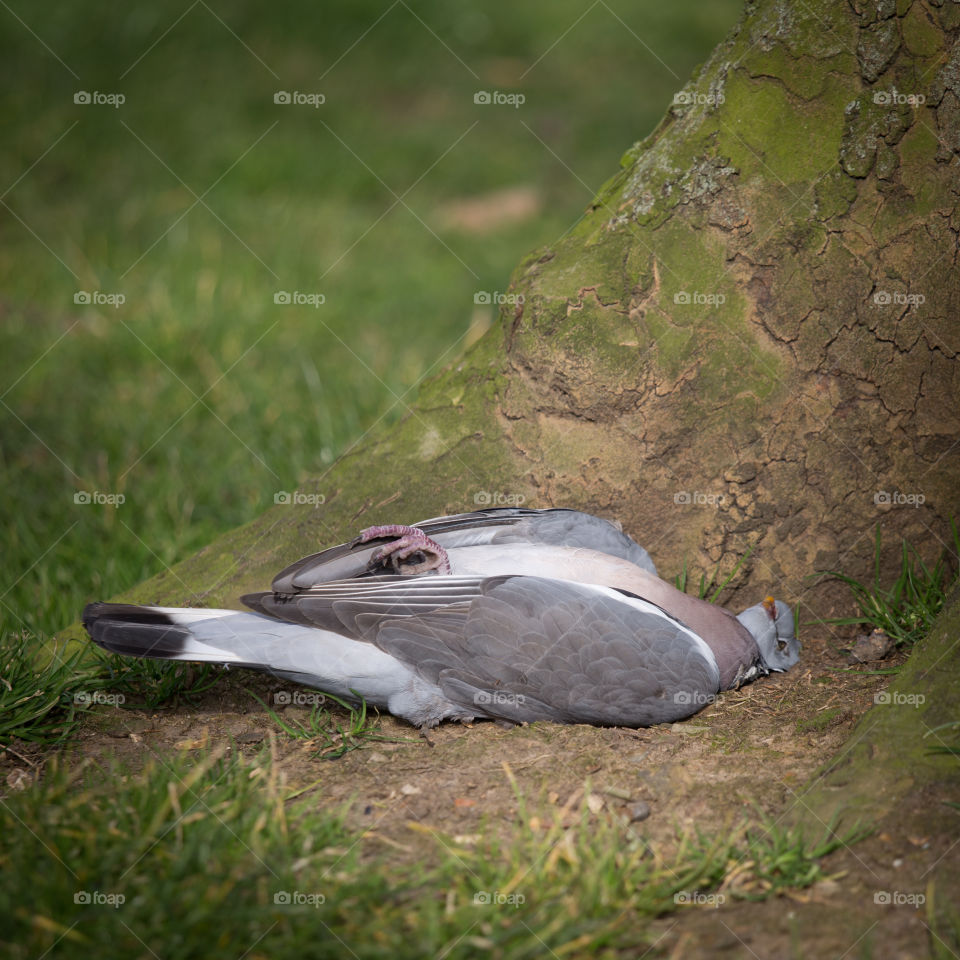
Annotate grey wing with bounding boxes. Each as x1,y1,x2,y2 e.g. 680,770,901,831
270,508,655,592
487,510,657,575
369,577,718,727
242,575,488,634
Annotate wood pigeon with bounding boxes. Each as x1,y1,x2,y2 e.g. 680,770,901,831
83,508,799,728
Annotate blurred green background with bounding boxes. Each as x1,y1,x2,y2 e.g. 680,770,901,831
0,0,742,637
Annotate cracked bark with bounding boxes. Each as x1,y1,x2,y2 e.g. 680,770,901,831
61,0,960,631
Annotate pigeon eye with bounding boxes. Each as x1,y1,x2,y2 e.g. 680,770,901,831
777,639,788,652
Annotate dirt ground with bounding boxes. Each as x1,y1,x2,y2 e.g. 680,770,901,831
5,627,954,959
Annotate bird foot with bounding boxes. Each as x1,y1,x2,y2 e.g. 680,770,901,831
358,524,451,575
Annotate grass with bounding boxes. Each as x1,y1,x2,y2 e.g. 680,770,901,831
815,523,960,647
736,812,869,898
0,629,223,753
249,688,418,759
94,655,222,711
0,633,100,749
0,743,868,960
675,543,756,602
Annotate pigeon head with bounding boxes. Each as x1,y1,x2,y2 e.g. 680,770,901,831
736,596,800,672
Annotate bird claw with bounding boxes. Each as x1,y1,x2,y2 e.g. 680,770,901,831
358,524,451,575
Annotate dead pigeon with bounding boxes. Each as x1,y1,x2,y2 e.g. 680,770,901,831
83,508,799,728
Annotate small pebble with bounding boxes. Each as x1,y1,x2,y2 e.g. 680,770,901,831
628,801,651,822
5,769,31,791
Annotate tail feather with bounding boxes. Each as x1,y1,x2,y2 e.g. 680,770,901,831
83,602,260,665
81,601,438,719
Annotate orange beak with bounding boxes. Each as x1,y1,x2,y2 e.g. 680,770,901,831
762,596,777,620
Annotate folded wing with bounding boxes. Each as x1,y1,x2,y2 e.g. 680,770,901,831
245,575,719,726
269,507,656,592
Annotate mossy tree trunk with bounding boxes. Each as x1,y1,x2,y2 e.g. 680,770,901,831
788,584,960,832
65,0,960,627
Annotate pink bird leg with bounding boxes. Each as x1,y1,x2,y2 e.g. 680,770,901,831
358,524,451,575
